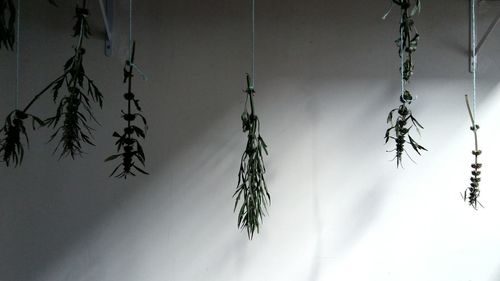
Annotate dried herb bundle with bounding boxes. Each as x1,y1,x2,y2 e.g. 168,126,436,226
463,95,482,209
0,0,15,50
43,0,103,159
0,109,43,166
385,0,426,167
234,74,269,239
105,42,148,178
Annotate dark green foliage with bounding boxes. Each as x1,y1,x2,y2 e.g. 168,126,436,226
385,95,426,167
0,56,68,167
0,0,15,50
234,74,269,239
385,0,425,167
463,95,483,209
43,0,103,159
0,110,44,166
105,42,148,178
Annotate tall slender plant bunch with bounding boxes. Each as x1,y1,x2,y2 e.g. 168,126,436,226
42,0,103,159
105,42,148,178
463,97,482,209
385,0,426,167
234,74,269,239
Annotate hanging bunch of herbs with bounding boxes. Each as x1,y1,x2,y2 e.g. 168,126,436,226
462,95,482,209
0,0,15,50
0,0,55,167
384,0,426,167
41,0,103,159
0,109,44,166
105,42,148,178
234,74,270,239
0,76,85,166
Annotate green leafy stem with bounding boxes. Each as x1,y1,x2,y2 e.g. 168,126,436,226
0,0,98,166
385,0,425,167
462,95,483,209
0,109,43,166
43,0,103,159
234,74,269,239
105,41,149,178
0,71,68,167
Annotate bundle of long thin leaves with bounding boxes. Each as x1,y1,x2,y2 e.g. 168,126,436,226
234,74,269,239
105,42,148,178
0,0,15,50
0,109,44,166
42,0,103,159
385,0,426,167
463,95,483,209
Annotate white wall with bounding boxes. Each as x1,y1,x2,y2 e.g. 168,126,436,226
2,0,500,280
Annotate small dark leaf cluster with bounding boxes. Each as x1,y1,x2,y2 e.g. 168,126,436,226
0,0,15,50
394,0,420,82
385,0,425,167
385,93,426,167
0,110,44,166
43,1,103,159
106,43,148,178
234,74,269,239
464,125,482,209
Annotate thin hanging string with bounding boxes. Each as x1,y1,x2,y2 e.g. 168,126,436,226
251,0,255,88
15,0,20,109
472,0,478,120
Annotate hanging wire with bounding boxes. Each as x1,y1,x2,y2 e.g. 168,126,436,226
251,0,255,88
15,0,20,109
472,0,478,120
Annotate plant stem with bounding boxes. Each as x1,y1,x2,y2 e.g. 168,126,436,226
126,42,136,137
465,95,478,153
246,74,255,115
22,73,66,112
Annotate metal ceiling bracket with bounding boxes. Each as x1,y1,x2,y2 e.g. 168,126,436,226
98,0,113,57
470,0,500,72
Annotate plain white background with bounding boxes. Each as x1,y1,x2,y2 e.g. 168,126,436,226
2,0,500,280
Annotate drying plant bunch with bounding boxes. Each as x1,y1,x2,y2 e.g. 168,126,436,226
42,0,103,159
0,109,43,166
105,42,149,178
385,0,426,167
1,0,99,167
0,44,94,167
234,74,269,239
463,95,482,209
